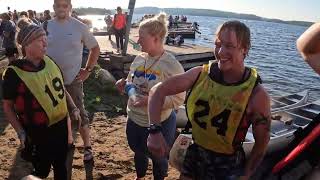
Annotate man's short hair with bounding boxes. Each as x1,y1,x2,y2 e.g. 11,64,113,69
54,0,71,4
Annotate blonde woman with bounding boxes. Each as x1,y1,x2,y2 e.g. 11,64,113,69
116,12,185,180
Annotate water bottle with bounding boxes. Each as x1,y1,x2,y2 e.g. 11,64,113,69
124,83,137,102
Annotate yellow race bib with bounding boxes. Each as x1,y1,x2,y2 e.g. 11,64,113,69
9,56,68,126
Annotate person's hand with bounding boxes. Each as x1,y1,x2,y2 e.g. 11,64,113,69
147,132,169,158
115,78,126,94
75,68,91,82
130,95,148,107
71,108,82,130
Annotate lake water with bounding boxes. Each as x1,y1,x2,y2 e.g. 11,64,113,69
81,14,320,101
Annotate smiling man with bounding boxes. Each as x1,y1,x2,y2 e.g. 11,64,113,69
147,20,271,180
45,0,100,178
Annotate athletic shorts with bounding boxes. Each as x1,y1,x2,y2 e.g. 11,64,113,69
65,80,90,128
181,143,245,180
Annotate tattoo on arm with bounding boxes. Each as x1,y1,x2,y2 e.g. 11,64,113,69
252,113,271,132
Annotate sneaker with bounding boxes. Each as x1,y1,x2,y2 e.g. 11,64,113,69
83,146,94,162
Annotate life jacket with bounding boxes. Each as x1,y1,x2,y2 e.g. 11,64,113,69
113,13,126,30
7,56,68,126
186,61,259,154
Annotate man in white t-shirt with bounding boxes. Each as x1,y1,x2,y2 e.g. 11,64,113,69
45,0,100,178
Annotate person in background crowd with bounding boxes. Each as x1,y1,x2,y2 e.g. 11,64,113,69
115,12,185,180
147,20,271,180
19,11,29,19
44,10,52,21
168,15,173,29
1,13,17,62
13,10,19,23
34,11,40,22
104,14,113,40
27,10,40,25
39,13,44,23
112,6,126,54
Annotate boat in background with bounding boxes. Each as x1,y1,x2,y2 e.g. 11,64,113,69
176,90,309,128
243,99,320,156
271,90,309,112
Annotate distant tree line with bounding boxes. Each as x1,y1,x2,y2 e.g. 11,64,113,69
73,7,313,27
73,7,112,15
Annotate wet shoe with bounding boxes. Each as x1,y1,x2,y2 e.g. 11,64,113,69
83,146,94,162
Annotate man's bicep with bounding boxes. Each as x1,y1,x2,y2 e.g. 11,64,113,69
250,88,271,143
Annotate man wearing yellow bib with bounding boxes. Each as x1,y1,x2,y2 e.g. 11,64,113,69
2,19,79,180
147,21,271,180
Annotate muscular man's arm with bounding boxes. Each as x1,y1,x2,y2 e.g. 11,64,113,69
242,85,271,179
85,45,100,71
297,22,320,75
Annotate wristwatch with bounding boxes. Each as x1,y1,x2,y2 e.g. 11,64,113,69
148,123,162,134
85,66,94,73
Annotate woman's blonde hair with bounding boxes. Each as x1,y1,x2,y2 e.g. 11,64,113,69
139,12,168,42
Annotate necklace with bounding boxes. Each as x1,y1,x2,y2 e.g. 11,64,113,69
141,51,164,92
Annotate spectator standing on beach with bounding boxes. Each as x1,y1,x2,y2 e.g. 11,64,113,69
104,14,113,40
13,10,19,23
19,11,29,19
147,20,271,180
45,0,100,178
168,15,173,29
112,6,126,53
28,10,40,25
2,18,77,180
44,10,52,21
39,13,44,23
1,13,17,62
34,11,40,22
115,12,185,180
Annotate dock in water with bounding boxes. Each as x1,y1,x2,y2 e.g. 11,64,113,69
95,27,214,79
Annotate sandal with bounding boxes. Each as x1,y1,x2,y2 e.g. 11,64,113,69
83,146,94,162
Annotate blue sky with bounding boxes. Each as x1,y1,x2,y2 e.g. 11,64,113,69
0,0,318,22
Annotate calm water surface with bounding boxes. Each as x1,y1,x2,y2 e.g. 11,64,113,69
83,14,319,101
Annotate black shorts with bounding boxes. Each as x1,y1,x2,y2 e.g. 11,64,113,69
5,47,18,57
181,143,245,180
